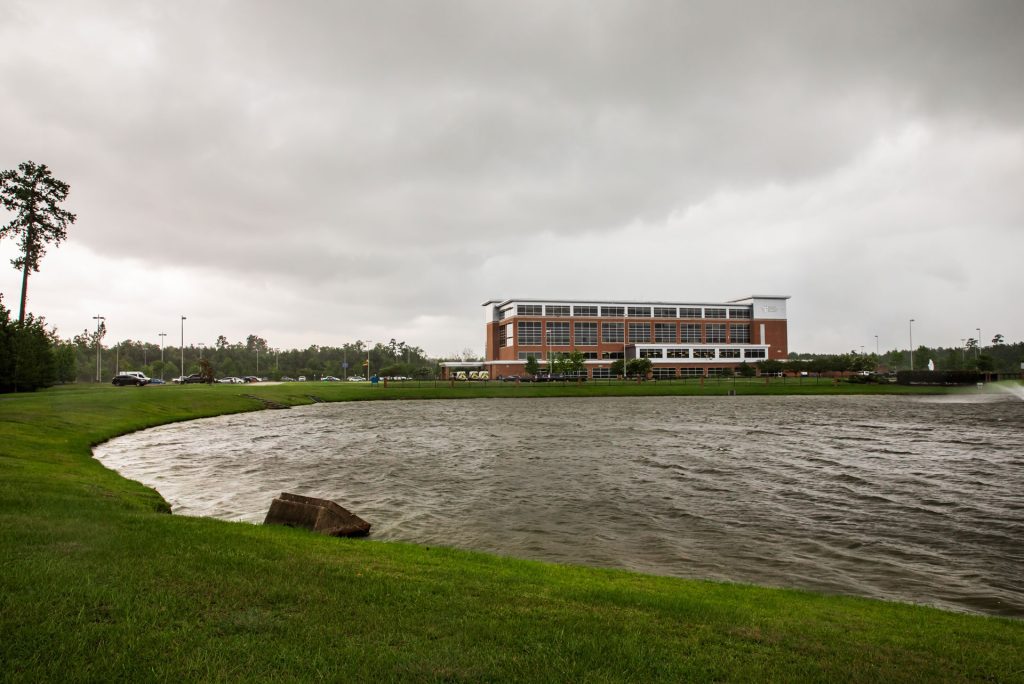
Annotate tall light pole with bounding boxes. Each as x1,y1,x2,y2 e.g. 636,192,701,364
256,347,259,375
909,319,915,371
874,335,879,356
158,332,167,379
92,315,105,382
180,316,187,378
198,342,205,359
961,338,966,364
976,328,981,359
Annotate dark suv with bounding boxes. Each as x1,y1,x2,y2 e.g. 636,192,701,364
112,374,148,386
182,373,207,384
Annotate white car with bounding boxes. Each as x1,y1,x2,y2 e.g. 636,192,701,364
298,376,307,382
347,376,365,382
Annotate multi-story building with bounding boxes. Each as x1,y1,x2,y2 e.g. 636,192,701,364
482,295,789,378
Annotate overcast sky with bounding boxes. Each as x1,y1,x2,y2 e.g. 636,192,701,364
2,1,1022,357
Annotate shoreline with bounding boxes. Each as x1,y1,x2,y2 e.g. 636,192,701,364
3,382,1022,680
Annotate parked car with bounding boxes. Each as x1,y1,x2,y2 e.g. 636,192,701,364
121,371,150,383
243,376,260,383
322,376,341,382
112,373,148,386
281,376,296,382
148,378,166,385
182,373,206,384
216,377,244,384
298,376,307,382
347,376,365,382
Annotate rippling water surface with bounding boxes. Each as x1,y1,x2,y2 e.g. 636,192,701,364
94,394,1024,616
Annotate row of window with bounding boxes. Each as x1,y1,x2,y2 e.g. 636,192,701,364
638,348,766,359
521,367,750,379
505,304,752,319
515,347,767,361
514,322,751,346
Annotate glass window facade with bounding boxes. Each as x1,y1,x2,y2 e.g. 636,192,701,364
627,306,652,317
654,323,677,343
574,322,598,345
573,305,598,316
546,305,570,317
628,323,651,343
546,322,570,345
653,307,677,318
601,322,624,343
517,304,542,316
681,324,702,343
518,321,541,345
601,306,625,317
706,324,727,343
730,324,750,343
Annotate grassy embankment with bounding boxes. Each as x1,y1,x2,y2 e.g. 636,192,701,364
2,381,1022,681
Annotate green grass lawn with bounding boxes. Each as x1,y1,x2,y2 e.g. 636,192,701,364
2,382,1022,681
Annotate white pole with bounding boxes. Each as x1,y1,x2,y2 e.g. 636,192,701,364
181,316,186,378
92,315,104,382
909,319,915,370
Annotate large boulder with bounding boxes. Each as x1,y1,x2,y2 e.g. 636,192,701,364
264,492,370,537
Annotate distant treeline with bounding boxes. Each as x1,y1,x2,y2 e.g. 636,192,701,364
788,341,1022,374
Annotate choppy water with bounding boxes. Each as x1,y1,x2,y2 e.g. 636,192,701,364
94,394,1024,617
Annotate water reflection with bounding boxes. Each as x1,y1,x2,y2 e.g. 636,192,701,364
95,394,1024,617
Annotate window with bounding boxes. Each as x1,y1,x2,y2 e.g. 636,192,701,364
574,305,598,317
693,348,716,358
518,352,540,360
581,351,598,359
639,348,663,358
546,322,570,345
627,306,651,317
679,307,702,318
706,368,727,376
499,308,512,320
728,308,751,319
505,323,513,346
601,306,624,317
592,367,612,378
718,349,741,359
546,305,570,317
666,348,690,359
498,325,507,347
706,324,726,343
601,351,624,359
744,348,767,359
602,322,624,343
681,324,702,343
574,322,598,346
654,323,677,343
679,368,703,377
653,368,676,379
730,324,750,343
628,323,651,343
517,321,541,345
704,308,726,319
653,307,677,318
518,304,542,316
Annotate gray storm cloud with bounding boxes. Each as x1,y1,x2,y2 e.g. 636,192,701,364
1,1,1022,353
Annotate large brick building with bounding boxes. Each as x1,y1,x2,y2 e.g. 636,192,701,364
482,295,789,378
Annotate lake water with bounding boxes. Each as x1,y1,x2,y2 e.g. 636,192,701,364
94,394,1024,617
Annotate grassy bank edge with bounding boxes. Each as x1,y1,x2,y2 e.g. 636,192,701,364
1,382,1022,681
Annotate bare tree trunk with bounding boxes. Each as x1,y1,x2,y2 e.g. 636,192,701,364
18,223,34,325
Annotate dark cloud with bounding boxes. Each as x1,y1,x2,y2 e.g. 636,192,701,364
1,1,1022,353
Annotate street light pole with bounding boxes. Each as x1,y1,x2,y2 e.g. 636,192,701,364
181,316,187,378
961,338,966,364
159,332,167,379
256,347,259,375
976,328,981,359
92,315,105,382
874,335,879,356
909,319,915,371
